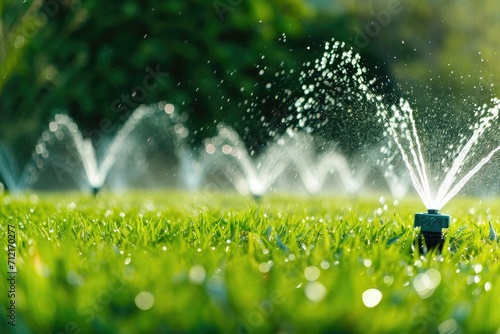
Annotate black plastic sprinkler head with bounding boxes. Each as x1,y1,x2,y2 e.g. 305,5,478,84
91,186,101,197
414,209,450,254
252,194,262,202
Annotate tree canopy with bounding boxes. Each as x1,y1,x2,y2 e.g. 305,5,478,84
1,0,499,160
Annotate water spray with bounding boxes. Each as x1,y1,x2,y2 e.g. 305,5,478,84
414,209,449,254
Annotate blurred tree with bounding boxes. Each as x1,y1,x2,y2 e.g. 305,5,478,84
0,0,312,160
1,0,499,163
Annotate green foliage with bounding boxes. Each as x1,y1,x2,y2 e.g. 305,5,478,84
2,0,500,160
0,0,313,158
0,192,499,333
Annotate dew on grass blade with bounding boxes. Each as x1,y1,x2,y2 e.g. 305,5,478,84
259,262,270,273
304,266,320,281
412,268,441,298
135,292,155,310
438,319,460,334
320,261,330,269
305,282,327,302
189,264,206,284
362,289,382,308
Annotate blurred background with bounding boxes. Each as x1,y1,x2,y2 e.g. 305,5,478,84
1,0,499,169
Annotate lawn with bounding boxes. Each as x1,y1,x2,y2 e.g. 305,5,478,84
0,191,499,333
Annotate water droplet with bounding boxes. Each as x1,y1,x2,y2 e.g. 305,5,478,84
164,103,175,114
362,288,382,308
189,264,206,284
259,262,270,273
413,268,441,298
49,122,58,132
437,319,460,334
304,266,320,281
305,282,327,302
205,144,216,154
222,145,232,155
135,292,155,310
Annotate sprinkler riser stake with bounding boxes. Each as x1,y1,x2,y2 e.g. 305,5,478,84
414,210,450,254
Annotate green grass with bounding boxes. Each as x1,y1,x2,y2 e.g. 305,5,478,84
0,191,499,334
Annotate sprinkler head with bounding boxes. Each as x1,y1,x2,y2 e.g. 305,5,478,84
91,186,101,196
414,209,450,254
252,194,262,202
